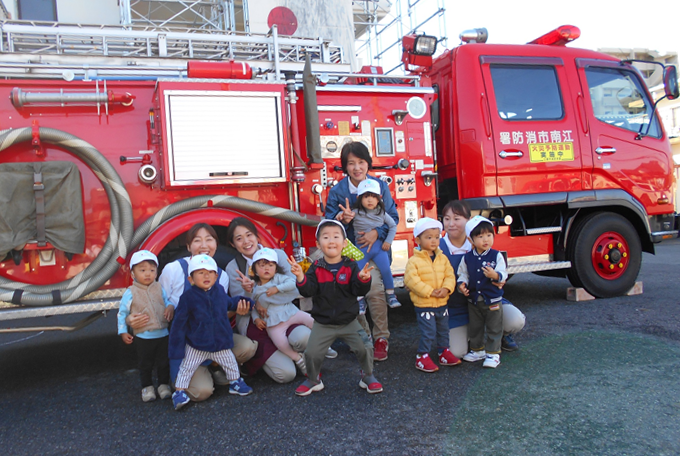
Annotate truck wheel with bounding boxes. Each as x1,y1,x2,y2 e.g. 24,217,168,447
566,212,641,298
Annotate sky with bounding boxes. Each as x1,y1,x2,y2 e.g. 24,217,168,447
359,0,680,72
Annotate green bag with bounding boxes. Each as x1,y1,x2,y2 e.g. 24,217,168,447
342,239,365,261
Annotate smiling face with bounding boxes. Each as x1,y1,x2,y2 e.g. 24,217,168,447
471,230,495,253
131,260,157,286
316,224,347,263
416,228,441,253
345,152,369,187
187,227,217,257
442,208,469,246
189,268,218,291
253,259,277,283
231,225,259,258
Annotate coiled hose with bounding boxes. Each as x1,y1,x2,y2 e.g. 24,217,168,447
0,127,322,306
0,127,134,305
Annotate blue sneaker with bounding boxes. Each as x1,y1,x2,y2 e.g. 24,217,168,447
386,293,401,308
501,334,519,352
172,390,190,410
358,297,367,315
229,378,253,396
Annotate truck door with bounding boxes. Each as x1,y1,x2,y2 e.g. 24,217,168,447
576,59,674,213
480,57,583,196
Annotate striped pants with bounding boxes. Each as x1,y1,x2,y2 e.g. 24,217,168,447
176,345,239,389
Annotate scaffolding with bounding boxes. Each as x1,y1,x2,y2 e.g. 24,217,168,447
119,0,249,33
354,0,448,75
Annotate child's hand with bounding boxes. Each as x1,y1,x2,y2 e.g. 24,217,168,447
255,301,269,318
126,313,150,329
337,198,355,224
254,318,267,331
358,263,374,281
121,333,133,345
287,255,305,282
430,288,447,298
266,286,279,297
381,242,391,252
235,270,255,293
482,266,499,281
458,283,469,296
164,305,174,322
236,299,251,316
494,280,506,290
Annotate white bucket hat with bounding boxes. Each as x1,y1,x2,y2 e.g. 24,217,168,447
130,250,158,268
252,247,278,264
188,254,218,274
465,215,493,238
357,179,381,197
413,217,443,238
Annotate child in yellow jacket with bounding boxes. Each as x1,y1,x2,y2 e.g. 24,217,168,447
404,218,461,373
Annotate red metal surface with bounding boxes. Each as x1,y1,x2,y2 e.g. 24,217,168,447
591,232,630,280
187,61,253,80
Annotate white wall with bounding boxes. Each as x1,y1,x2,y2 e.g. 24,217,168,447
57,0,119,25
248,0,356,69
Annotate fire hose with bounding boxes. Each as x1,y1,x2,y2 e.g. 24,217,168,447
0,127,322,306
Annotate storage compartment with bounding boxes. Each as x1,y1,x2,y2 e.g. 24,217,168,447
161,89,286,186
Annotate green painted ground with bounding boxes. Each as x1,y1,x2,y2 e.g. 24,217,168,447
445,331,680,456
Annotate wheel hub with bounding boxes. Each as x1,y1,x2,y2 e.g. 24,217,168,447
591,231,629,280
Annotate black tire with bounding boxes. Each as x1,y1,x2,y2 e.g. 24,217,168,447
566,212,641,298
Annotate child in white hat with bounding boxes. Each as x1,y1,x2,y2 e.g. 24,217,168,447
404,218,461,373
117,250,175,402
457,216,508,368
339,178,400,310
169,254,254,410
250,247,315,375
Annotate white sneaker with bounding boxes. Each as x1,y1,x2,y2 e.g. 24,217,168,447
462,350,487,362
141,386,156,402
325,347,338,359
158,384,172,400
483,354,500,368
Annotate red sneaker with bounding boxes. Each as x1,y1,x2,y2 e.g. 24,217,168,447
415,353,439,373
439,348,462,366
295,380,324,396
374,337,389,361
359,377,383,394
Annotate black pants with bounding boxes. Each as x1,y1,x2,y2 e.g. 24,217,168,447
134,336,170,388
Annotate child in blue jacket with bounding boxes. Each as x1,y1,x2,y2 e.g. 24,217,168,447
169,254,254,410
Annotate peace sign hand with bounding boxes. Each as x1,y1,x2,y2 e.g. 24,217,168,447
358,263,374,281
235,269,254,293
336,197,355,224
287,255,305,282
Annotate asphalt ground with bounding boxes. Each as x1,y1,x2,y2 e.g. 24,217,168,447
1,239,679,455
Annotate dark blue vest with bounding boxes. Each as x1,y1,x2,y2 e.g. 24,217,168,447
464,248,503,305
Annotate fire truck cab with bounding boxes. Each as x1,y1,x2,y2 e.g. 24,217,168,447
421,26,679,298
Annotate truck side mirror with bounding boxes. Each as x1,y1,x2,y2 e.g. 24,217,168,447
663,66,679,100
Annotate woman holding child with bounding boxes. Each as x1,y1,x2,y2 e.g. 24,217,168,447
225,217,337,384
128,223,256,402
439,201,526,358
324,142,398,361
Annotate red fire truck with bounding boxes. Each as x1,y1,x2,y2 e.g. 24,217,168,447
0,22,677,332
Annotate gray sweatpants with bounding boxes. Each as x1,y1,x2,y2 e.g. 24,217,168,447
468,297,504,355
304,319,373,382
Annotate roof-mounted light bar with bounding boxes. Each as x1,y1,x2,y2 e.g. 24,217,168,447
528,25,581,46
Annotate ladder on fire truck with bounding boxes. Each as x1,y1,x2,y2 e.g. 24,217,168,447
0,20,351,80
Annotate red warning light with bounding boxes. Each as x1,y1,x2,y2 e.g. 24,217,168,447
528,25,581,46
267,7,298,35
